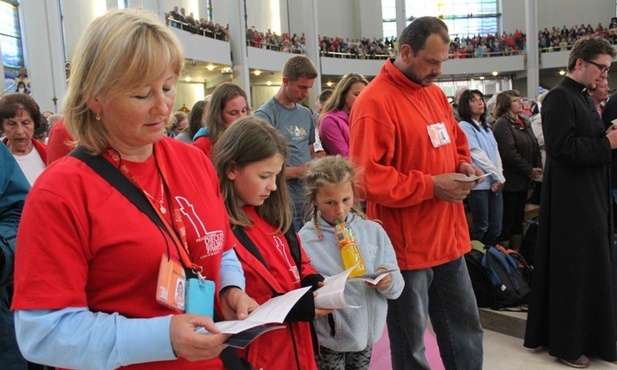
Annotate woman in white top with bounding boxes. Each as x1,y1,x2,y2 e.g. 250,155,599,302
0,94,47,185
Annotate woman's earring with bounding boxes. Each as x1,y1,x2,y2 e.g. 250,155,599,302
96,112,101,121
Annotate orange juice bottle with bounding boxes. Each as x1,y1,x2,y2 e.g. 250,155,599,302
334,220,366,278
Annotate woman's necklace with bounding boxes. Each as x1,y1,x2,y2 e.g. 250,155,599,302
143,173,167,214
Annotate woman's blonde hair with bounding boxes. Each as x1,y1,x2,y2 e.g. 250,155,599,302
63,9,184,154
304,155,366,235
212,117,291,232
320,72,369,116
205,82,250,147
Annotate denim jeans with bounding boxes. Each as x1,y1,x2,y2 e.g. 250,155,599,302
386,256,483,370
467,189,503,246
0,288,27,370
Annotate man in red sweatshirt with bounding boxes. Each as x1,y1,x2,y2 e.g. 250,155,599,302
349,16,484,370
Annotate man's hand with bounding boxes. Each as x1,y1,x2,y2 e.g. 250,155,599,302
432,173,475,203
531,167,543,179
219,287,259,320
169,314,228,361
458,162,485,187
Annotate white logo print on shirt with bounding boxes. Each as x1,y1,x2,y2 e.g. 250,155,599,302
273,235,300,283
175,196,224,259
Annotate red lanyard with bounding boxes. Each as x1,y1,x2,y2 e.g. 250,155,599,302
106,146,199,272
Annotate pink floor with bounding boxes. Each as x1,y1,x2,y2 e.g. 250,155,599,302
368,327,444,370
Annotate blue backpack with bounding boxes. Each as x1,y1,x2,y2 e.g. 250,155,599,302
481,246,531,309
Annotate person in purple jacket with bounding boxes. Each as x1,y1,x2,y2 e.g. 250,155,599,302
319,73,368,157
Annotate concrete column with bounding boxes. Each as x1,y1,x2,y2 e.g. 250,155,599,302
396,0,406,38
525,0,539,100
20,0,67,113
302,0,321,103
228,0,250,103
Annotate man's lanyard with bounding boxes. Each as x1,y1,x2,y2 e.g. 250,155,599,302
106,146,200,272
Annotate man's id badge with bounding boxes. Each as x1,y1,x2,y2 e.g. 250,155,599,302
427,122,451,148
156,256,186,312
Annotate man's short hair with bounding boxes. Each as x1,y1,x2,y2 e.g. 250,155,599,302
282,55,318,82
398,16,449,56
567,36,616,72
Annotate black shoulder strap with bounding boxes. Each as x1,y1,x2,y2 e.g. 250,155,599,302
232,226,302,272
232,227,270,269
69,146,167,234
71,147,253,370
283,227,302,272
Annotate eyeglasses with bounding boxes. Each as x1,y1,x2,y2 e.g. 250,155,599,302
585,59,610,74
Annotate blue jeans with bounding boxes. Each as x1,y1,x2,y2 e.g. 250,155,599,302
386,256,483,370
467,189,503,246
0,288,27,370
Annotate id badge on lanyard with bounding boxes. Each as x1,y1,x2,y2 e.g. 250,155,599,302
427,122,451,148
156,256,215,316
146,147,215,315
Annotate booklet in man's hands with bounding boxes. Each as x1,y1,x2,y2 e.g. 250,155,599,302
454,173,490,183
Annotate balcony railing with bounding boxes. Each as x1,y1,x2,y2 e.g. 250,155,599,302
166,17,228,41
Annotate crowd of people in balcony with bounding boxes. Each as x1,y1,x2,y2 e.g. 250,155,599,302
165,6,617,61
539,19,617,52
245,26,306,53
164,3,617,61
166,6,228,40
319,36,397,59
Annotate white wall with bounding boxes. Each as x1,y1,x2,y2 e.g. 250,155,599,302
175,82,205,112
170,28,232,66
211,0,229,25
61,0,105,61
246,0,281,35
317,0,356,38
356,0,383,39
503,0,615,33
20,0,67,113
316,0,382,39
538,1,613,30
251,85,279,110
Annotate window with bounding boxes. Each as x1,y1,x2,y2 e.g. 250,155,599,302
382,0,500,39
0,0,22,80
408,1,498,37
206,0,212,20
382,0,397,39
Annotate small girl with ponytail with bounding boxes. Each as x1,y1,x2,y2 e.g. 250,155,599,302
298,155,404,370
